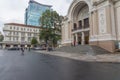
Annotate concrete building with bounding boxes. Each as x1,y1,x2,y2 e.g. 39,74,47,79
25,0,52,26
62,0,120,52
2,23,40,49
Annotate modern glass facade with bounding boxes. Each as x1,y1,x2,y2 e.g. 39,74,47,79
25,0,52,26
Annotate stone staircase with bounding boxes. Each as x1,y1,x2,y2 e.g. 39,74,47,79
55,45,111,55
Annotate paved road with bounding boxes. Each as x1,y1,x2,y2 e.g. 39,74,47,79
0,50,120,80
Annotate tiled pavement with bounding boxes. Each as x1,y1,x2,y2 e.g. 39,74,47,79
35,51,120,63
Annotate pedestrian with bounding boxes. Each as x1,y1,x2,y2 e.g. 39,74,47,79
21,47,24,55
73,40,76,47
28,47,30,51
47,46,49,52
71,43,73,47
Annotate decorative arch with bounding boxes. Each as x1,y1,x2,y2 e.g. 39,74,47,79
67,0,92,21
77,6,89,21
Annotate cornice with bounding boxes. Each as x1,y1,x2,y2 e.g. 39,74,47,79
93,0,119,6
93,0,106,6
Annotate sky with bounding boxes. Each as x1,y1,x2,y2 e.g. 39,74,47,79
0,0,73,33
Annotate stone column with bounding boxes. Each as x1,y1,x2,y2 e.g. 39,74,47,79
82,32,85,45
70,21,72,43
89,11,93,41
71,34,74,43
82,19,84,29
18,44,20,48
10,45,13,48
89,10,99,45
75,33,78,45
3,44,6,49
25,45,27,48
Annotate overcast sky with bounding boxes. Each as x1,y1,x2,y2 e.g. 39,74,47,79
0,0,72,33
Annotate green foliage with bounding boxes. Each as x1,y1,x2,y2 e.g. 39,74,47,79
0,35,4,42
39,10,63,47
31,37,38,45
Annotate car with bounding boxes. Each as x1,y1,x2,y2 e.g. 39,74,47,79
47,47,53,51
33,47,46,50
33,47,42,50
8,47,20,50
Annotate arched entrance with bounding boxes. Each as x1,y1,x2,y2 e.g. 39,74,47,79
71,1,90,45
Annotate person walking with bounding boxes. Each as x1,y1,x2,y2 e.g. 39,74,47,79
73,40,76,47
28,47,30,51
21,47,24,55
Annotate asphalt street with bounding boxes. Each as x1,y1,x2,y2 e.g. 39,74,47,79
0,50,120,80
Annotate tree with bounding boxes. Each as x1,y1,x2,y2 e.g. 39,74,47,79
0,35,4,42
39,10,63,47
31,37,38,46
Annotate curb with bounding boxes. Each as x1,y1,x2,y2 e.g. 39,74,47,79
34,51,120,63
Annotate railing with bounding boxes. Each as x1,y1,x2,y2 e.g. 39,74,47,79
84,25,89,29
72,26,89,32
72,28,77,31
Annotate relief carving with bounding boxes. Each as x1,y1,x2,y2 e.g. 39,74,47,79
98,8,107,34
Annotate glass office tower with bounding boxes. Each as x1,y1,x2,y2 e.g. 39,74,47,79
25,0,52,26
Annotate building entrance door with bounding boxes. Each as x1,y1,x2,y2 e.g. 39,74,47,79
84,31,89,44
83,17,89,45
85,36,89,44
78,36,82,45
6,45,10,48
14,45,18,47
78,33,82,45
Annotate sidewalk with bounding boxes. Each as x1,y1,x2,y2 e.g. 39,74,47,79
35,50,120,63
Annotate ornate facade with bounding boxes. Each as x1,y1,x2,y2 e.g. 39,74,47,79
62,0,120,52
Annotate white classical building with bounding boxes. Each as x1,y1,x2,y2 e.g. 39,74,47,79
62,0,120,52
1,23,40,48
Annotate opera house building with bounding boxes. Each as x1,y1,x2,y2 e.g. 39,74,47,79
62,0,120,52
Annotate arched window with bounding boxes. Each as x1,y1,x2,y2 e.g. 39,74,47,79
74,23,77,30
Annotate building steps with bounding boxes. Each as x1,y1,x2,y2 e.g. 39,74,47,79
55,45,111,55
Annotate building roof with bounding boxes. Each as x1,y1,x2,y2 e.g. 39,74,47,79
29,0,52,7
4,23,41,29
